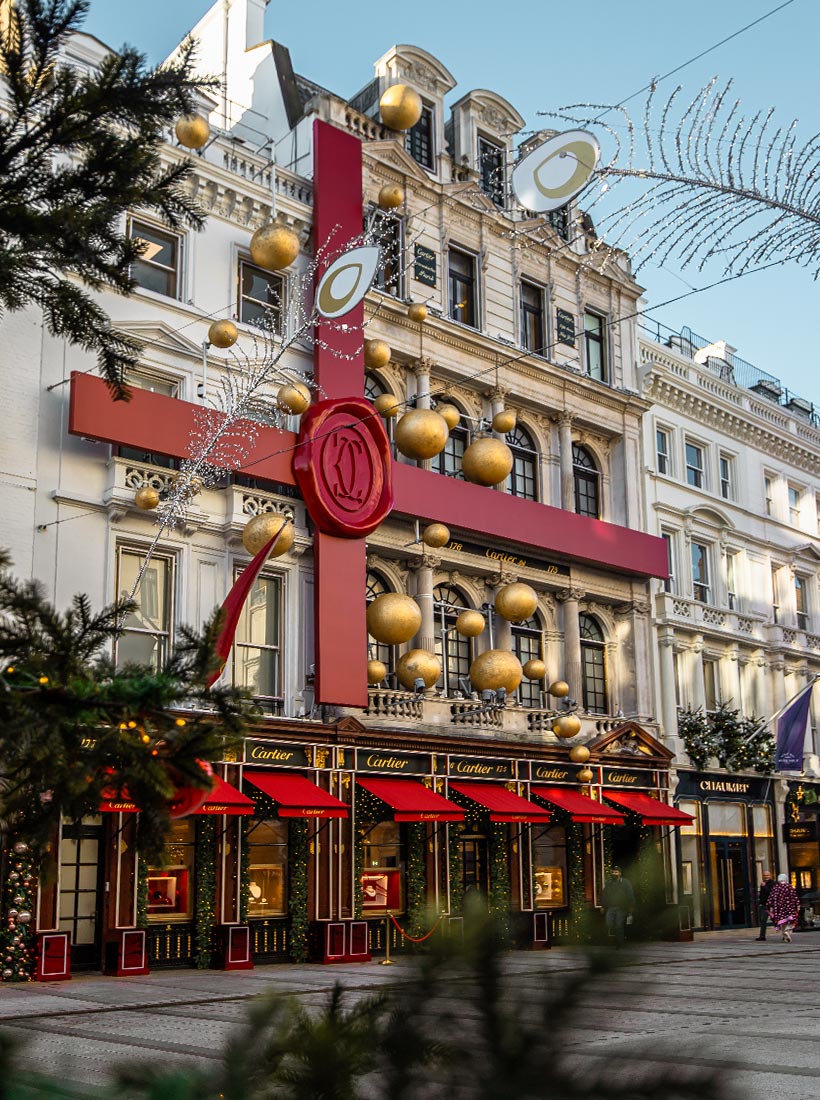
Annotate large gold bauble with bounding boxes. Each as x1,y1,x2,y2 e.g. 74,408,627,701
367,660,388,686
208,319,238,349
396,649,441,690
379,84,423,131
378,184,404,209
569,744,591,764
250,222,300,271
455,610,485,638
242,514,295,557
492,409,517,434
576,767,594,784
408,302,428,323
552,714,582,739
278,381,311,415
366,593,422,646
374,392,400,418
522,658,546,680
436,403,460,430
422,522,450,548
394,409,449,461
469,649,523,693
364,339,391,369
134,486,160,510
175,114,210,149
462,437,514,487
495,582,538,623
549,680,570,698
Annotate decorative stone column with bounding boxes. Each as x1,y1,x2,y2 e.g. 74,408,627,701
410,551,440,654
556,586,584,705
408,356,434,471
657,628,679,744
769,657,786,716
688,636,706,712
555,411,574,511
488,570,518,652
614,598,652,718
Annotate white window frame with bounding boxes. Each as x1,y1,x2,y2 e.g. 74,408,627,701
127,215,183,300
691,540,711,604
656,427,671,476
115,545,175,670
719,452,735,501
232,565,284,710
685,440,706,489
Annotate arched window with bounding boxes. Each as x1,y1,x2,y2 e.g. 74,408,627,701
432,404,469,479
367,571,395,683
579,613,608,714
433,584,472,693
512,614,544,707
572,444,600,518
505,425,538,501
365,372,387,400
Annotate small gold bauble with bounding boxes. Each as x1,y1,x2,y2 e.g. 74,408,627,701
408,302,428,323
522,658,546,680
436,403,460,430
250,222,300,271
394,409,449,461
175,114,210,149
569,745,591,764
242,514,295,557
134,486,160,510
422,522,450,548
576,767,594,784
549,680,570,698
208,319,238,349
492,409,517,434
378,184,404,209
364,339,391,369
396,648,441,690
553,714,582,739
367,659,388,686
461,436,514,487
278,381,311,415
373,392,400,417
379,84,423,131
366,593,422,646
469,649,523,693
495,582,538,623
455,610,485,638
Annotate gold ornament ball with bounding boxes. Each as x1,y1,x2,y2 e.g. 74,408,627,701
569,744,591,764
250,222,300,271
379,84,423,131
395,409,449,461
134,486,160,510
366,593,422,646
436,403,460,431
408,302,428,323
522,658,546,680
378,184,404,209
242,514,295,557
208,319,238,349
469,649,523,693
552,714,582,739
495,582,538,623
576,767,594,784
422,522,450,548
367,660,388,685
278,381,311,415
455,610,485,638
549,680,570,698
374,392,400,418
396,648,441,690
461,436,514,487
364,339,391,369
175,114,210,149
492,409,517,434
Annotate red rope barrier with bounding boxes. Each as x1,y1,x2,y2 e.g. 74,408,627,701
389,912,444,943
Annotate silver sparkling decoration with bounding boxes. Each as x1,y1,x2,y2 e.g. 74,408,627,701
17,911,31,924
12,842,29,855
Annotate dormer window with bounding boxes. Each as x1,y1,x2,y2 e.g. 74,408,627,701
406,103,434,170
478,136,505,206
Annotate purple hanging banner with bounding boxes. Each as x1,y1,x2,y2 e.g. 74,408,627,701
775,684,814,772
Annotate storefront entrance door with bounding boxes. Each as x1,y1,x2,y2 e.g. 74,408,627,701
460,837,489,904
710,838,748,928
59,821,104,969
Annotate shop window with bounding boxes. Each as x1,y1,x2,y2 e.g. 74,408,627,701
532,828,567,908
406,103,434,170
233,570,282,709
579,613,608,714
116,547,173,670
448,247,478,328
146,819,194,921
361,821,404,912
239,259,284,330
128,217,181,298
371,209,404,297
434,584,472,694
505,424,538,501
246,819,288,918
707,802,746,836
572,444,600,518
512,614,544,707
520,281,545,354
583,311,607,381
677,800,704,929
367,571,395,682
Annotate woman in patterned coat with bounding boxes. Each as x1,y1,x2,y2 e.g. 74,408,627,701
767,874,801,942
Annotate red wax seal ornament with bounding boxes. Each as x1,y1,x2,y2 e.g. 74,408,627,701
293,397,394,538
168,760,214,819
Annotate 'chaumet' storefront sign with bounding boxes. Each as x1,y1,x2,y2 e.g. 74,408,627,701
676,771,771,800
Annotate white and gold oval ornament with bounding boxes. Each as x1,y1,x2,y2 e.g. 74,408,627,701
315,246,380,319
512,130,600,214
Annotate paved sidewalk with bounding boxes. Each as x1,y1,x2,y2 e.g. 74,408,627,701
1,930,819,1098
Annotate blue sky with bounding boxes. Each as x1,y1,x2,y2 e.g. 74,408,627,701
83,0,820,402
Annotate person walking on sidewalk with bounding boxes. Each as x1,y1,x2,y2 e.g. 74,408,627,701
768,873,801,943
756,870,774,941
602,866,635,948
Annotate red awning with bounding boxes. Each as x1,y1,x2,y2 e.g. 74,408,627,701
531,786,626,824
196,775,255,816
356,777,465,822
245,771,349,818
99,790,138,813
602,789,695,827
448,781,552,823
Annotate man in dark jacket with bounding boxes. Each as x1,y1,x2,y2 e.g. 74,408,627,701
602,866,635,947
756,870,774,941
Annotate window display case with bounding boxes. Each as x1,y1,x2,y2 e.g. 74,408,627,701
147,869,189,918
247,864,285,917
534,866,565,908
361,869,402,912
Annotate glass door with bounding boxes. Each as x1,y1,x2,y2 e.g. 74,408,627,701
710,838,748,927
460,836,489,906
59,820,105,968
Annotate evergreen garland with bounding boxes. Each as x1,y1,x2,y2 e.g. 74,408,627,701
678,703,773,773
448,826,464,917
567,823,589,943
136,856,148,928
288,820,309,962
194,818,217,969
239,817,250,924
1,840,36,982
488,824,511,945
406,824,427,937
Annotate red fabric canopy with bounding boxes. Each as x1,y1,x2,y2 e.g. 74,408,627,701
196,775,255,816
448,781,552,823
602,789,695,826
356,777,465,822
99,790,138,813
531,786,626,824
245,771,349,818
